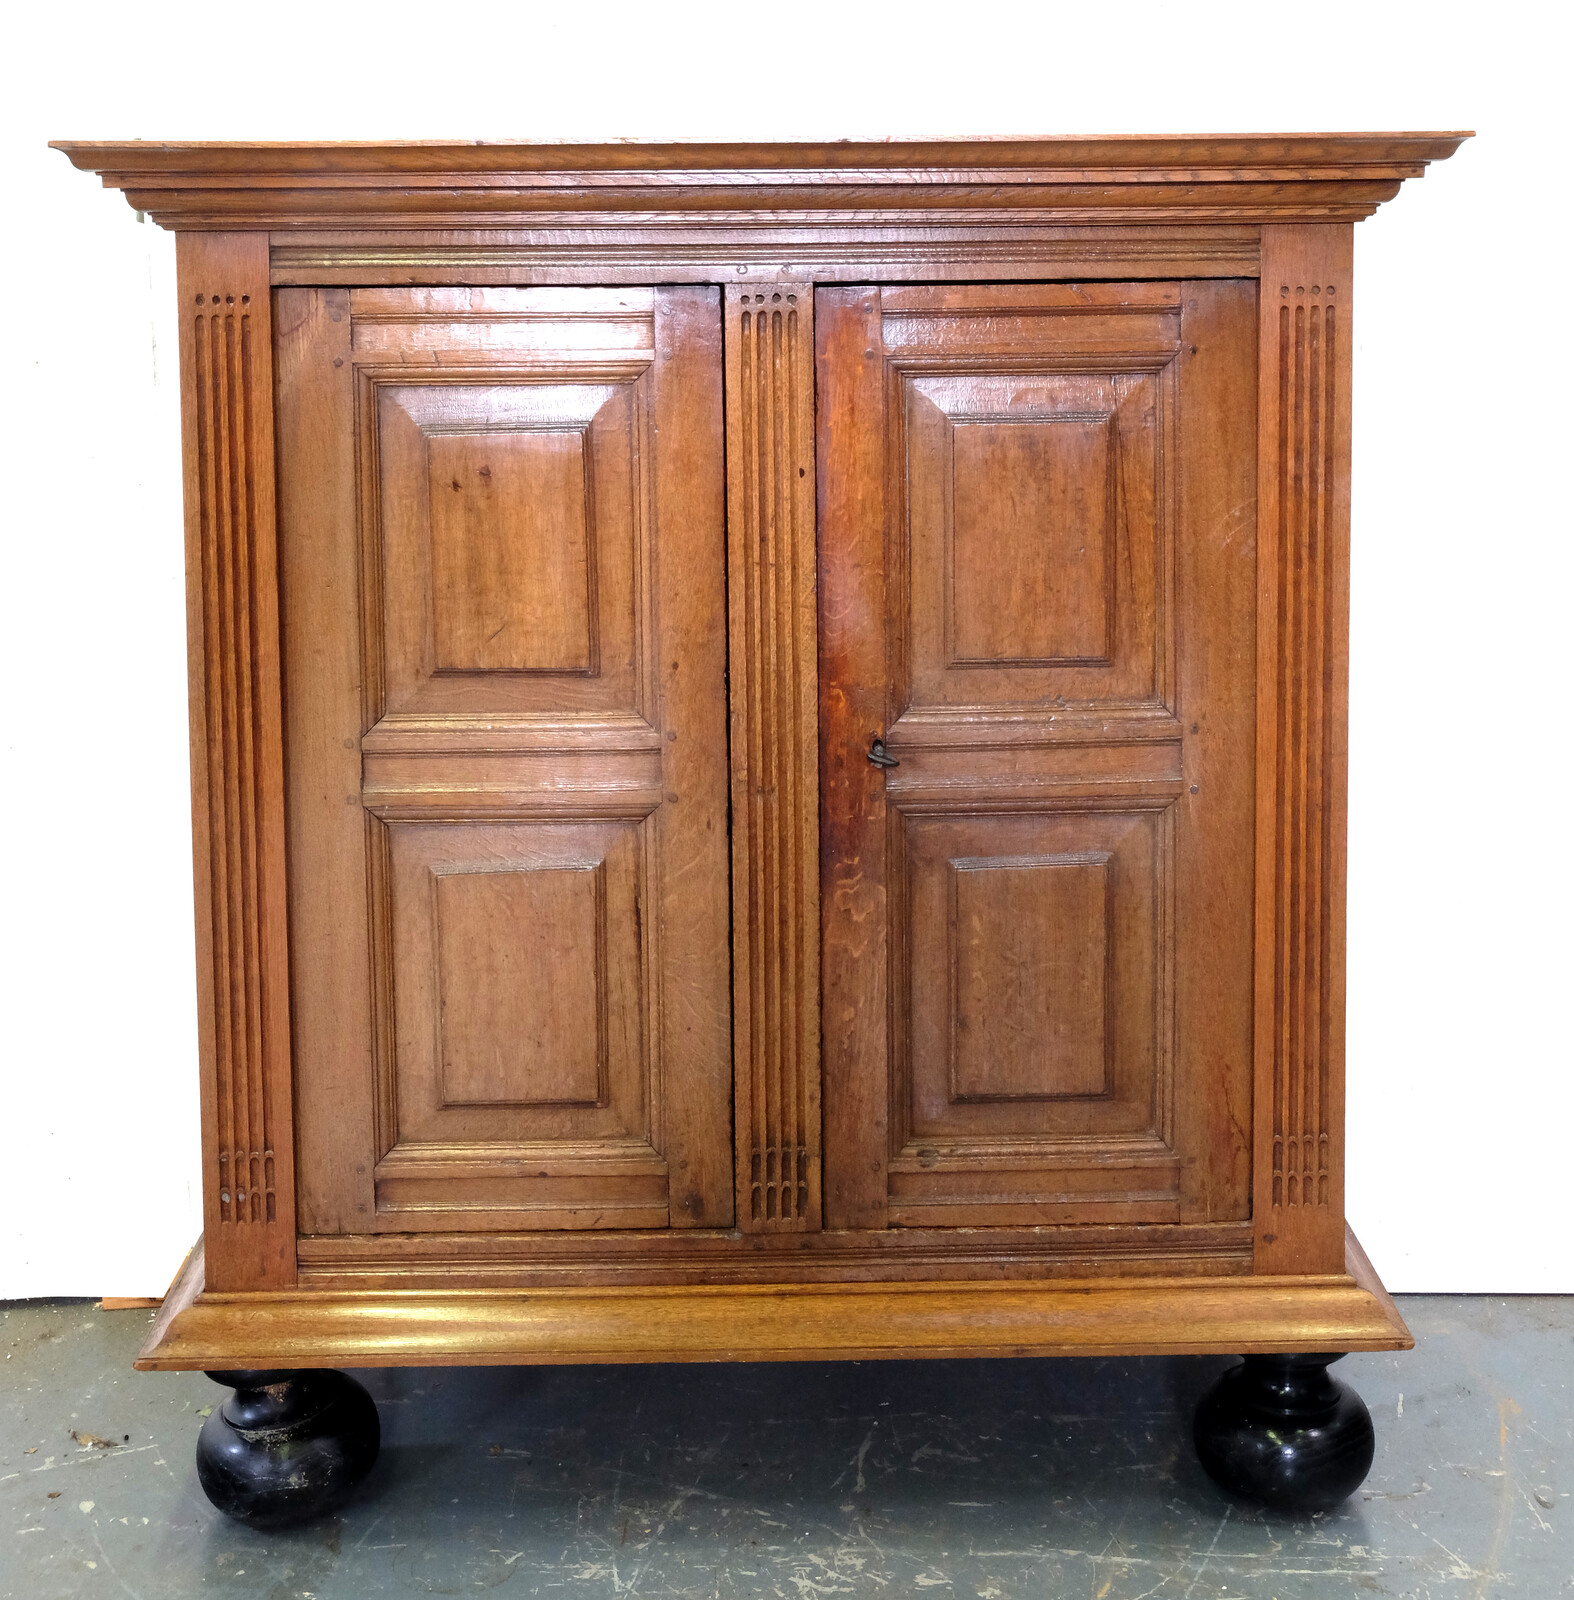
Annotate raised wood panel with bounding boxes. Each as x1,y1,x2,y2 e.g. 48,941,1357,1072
427,429,595,674
372,376,638,719
279,286,733,1239
950,416,1114,664
951,852,1111,1102
386,821,639,1156
909,815,1164,1139
435,861,606,1109
894,807,1175,1226
724,283,821,1232
176,233,295,1291
1254,227,1354,1274
895,302,1177,720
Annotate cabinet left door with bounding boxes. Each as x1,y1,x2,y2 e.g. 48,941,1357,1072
276,286,733,1235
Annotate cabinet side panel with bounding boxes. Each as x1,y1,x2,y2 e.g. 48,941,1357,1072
725,284,822,1231
1253,226,1352,1273
176,233,296,1289
274,286,378,1236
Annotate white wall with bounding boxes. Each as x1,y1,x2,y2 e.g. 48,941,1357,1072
2,0,1567,1297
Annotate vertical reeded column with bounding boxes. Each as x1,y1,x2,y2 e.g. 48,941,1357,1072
1253,226,1353,1275
177,233,296,1289
724,282,821,1231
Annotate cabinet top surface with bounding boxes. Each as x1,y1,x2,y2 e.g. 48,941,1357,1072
53,134,1468,231
51,133,1469,167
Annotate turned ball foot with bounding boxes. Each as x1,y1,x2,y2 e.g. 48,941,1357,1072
195,1369,380,1528
1194,1353,1375,1511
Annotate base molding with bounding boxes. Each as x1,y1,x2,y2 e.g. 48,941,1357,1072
138,1226,1408,1369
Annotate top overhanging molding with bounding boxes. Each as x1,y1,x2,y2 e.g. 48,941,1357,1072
52,135,1470,232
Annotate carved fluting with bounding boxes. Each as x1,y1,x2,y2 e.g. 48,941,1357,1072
1270,282,1338,1211
191,288,277,1227
725,286,820,1230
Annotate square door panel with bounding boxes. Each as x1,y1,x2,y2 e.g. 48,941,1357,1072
900,807,1172,1148
902,365,1175,713
373,378,646,718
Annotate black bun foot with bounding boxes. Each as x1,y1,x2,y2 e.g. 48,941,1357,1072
1194,1353,1375,1512
195,1369,380,1528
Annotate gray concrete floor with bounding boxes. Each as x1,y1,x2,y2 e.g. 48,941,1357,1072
1,1296,1568,1598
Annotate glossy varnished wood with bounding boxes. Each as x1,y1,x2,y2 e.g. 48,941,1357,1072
137,1227,1409,1370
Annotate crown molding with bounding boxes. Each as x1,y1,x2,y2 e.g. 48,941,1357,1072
52,134,1469,232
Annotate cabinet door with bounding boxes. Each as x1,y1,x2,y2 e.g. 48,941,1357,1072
278,287,733,1233
819,283,1256,1230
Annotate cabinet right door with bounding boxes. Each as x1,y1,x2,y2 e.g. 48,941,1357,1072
819,282,1258,1231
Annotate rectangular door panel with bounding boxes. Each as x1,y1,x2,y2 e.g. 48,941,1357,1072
279,286,732,1235
374,377,642,717
905,368,1168,708
892,804,1177,1226
820,281,1256,1233
886,283,1178,739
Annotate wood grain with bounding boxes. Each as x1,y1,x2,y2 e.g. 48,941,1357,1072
137,1227,1411,1371
818,284,1253,1231
264,230,1263,289
52,135,1469,232
817,288,891,1230
426,429,594,673
725,283,821,1232
1254,228,1354,1275
1173,282,1259,1226
276,286,733,1237
177,234,295,1291
62,136,1460,1374
293,1222,1254,1288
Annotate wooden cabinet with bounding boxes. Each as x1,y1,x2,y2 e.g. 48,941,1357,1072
57,134,1466,1519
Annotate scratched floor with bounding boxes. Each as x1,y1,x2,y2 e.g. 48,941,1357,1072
1,1296,1568,1599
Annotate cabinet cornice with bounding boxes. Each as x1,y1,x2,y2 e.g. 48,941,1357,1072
52,134,1469,231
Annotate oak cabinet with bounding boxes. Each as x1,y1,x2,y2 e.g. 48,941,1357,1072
57,134,1466,1521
